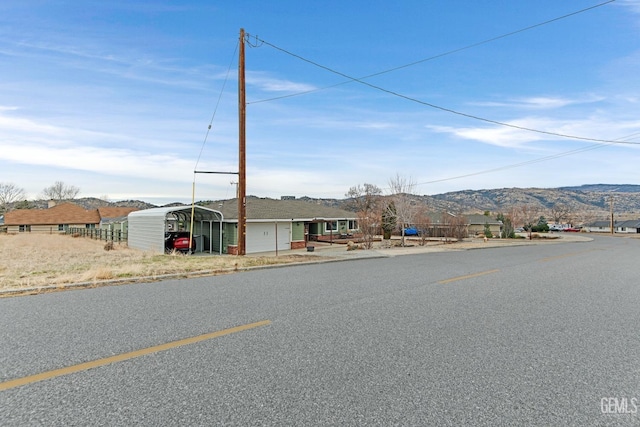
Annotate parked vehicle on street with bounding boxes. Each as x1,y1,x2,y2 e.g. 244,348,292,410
165,231,196,253
403,227,419,236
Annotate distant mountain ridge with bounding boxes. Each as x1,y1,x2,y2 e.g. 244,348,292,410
10,198,157,211
303,184,640,217
7,185,640,218
558,184,640,193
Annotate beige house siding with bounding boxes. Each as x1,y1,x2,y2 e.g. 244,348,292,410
468,223,502,236
6,223,93,234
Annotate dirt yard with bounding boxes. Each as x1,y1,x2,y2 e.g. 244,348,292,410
0,233,318,293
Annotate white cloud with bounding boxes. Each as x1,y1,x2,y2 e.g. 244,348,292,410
471,95,604,110
247,72,316,93
428,114,640,149
617,0,640,14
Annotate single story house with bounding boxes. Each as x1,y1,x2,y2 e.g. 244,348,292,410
3,202,139,234
413,212,502,238
4,202,137,233
583,220,616,233
465,214,504,237
127,197,358,255
615,219,640,234
582,219,640,234
210,197,359,254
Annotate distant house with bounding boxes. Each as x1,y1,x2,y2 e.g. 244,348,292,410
583,220,615,233
3,202,139,234
415,212,502,238
465,214,503,237
616,219,640,234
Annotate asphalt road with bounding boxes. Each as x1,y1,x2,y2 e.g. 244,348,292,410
1,234,639,426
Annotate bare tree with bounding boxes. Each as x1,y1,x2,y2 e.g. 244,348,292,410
0,182,26,214
440,211,454,242
520,204,540,240
549,204,572,225
345,183,382,213
387,173,417,246
508,206,525,230
497,212,515,238
450,213,469,240
414,205,432,246
42,181,80,201
345,183,382,249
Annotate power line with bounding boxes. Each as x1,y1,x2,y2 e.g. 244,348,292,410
194,40,239,170
248,0,616,105
255,35,638,147
247,2,638,147
413,130,640,188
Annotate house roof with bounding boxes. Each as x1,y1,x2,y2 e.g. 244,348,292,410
98,206,139,220
617,219,640,228
418,212,501,225
4,203,101,226
208,197,357,222
586,220,614,227
465,214,503,225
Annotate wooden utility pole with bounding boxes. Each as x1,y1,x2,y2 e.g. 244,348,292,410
610,195,614,235
238,28,247,255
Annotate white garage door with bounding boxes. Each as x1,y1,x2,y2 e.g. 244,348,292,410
246,222,290,253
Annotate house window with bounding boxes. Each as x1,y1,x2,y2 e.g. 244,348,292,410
325,221,338,232
19,225,31,232
85,224,96,229
348,220,358,230
58,224,65,231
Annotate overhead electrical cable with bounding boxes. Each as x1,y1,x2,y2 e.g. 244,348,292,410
413,130,640,188
253,35,637,147
194,40,239,170
248,0,615,105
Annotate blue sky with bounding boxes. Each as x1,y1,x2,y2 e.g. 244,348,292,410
1,1,639,205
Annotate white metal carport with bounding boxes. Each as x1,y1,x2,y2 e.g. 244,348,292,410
128,206,223,254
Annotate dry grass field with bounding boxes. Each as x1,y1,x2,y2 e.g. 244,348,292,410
0,233,317,292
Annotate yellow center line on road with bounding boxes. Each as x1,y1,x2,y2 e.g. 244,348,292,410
438,269,500,284
0,319,271,392
539,248,598,263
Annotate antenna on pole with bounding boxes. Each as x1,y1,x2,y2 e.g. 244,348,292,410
238,28,247,256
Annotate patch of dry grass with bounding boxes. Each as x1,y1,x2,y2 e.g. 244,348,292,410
0,233,317,291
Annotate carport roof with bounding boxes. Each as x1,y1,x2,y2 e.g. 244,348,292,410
128,205,223,221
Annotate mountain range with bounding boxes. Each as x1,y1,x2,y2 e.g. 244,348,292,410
302,184,640,219
8,184,640,221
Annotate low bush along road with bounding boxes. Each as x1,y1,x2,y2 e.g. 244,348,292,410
1,234,639,425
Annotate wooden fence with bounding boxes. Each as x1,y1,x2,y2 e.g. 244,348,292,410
67,227,127,243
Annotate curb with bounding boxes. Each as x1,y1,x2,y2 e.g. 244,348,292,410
0,254,387,298
0,235,590,298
